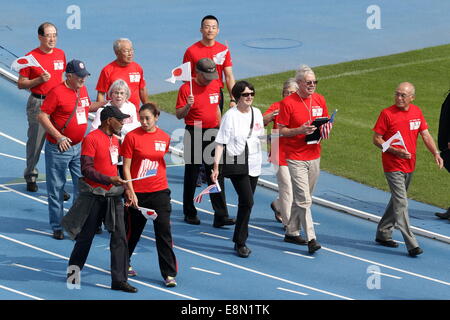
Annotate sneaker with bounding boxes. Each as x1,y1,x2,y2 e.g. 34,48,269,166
375,238,399,248
111,281,138,293
307,239,321,254
165,276,177,287
284,234,307,245
128,266,137,277
53,230,64,240
408,247,423,257
184,215,201,225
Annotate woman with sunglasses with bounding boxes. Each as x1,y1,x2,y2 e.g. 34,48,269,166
211,81,264,258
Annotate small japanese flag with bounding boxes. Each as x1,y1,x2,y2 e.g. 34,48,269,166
11,55,44,72
165,62,191,84
138,207,158,221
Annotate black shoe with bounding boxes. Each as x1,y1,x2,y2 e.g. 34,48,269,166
53,230,64,240
271,202,283,223
408,247,423,257
435,211,450,219
375,238,399,248
234,244,251,258
184,215,201,225
63,191,71,202
284,234,307,245
26,182,38,192
95,226,103,234
308,239,321,254
213,217,235,228
111,281,138,293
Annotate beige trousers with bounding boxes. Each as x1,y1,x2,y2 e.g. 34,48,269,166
286,158,321,241
272,164,293,226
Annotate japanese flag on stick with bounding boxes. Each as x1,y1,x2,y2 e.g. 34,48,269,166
382,131,408,153
193,181,221,203
165,61,192,95
138,207,158,221
11,55,46,72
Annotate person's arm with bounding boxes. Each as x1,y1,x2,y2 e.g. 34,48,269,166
420,129,443,168
263,111,279,126
211,143,224,183
224,66,236,107
96,91,106,102
175,94,194,119
122,157,139,208
88,100,108,113
17,73,50,90
278,121,316,137
139,87,149,104
37,111,72,152
81,155,125,185
372,132,411,159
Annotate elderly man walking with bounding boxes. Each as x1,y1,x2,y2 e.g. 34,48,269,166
372,82,443,257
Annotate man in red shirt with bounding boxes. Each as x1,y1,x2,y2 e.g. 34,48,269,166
18,22,66,193
176,58,234,227
96,38,149,113
63,105,137,293
278,65,328,254
373,82,443,257
38,59,104,240
183,15,236,113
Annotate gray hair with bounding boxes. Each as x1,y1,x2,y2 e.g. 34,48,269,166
113,38,132,54
282,78,299,93
295,64,315,82
107,79,131,100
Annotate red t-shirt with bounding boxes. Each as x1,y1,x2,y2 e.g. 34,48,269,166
41,82,91,145
81,129,120,190
277,92,329,161
176,79,221,128
19,47,66,95
263,101,287,166
121,127,170,193
183,41,232,88
96,61,146,112
373,104,427,173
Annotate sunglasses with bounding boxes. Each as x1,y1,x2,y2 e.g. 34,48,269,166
303,80,318,86
241,92,255,97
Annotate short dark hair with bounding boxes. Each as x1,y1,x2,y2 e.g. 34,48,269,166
201,15,219,27
139,102,160,118
38,22,57,36
232,81,255,101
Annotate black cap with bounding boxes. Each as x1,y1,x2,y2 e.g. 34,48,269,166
100,105,130,122
66,59,90,78
196,58,218,81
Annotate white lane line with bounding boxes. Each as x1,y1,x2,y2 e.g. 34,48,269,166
277,287,308,296
0,284,44,300
0,152,26,161
0,233,198,300
95,283,111,289
141,234,352,300
284,251,315,260
26,228,53,236
199,232,229,240
0,190,10,193
171,198,450,288
11,263,41,272
0,131,45,155
0,185,69,212
369,271,402,280
190,267,222,276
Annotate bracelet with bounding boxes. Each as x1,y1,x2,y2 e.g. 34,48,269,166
57,137,67,144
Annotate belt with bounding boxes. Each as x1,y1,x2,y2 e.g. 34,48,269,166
31,92,46,99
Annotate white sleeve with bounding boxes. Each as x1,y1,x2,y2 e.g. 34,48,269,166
89,107,103,132
215,110,232,145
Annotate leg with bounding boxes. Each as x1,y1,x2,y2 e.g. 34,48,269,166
68,143,82,204
230,175,254,246
276,165,293,226
109,197,129,283
126,205,148,258
182,126,201,218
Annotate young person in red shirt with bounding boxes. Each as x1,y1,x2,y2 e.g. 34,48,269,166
176,58,233,228
96,38,149,113
63,105,137,293
277,65,328,254
183,15,236,113
263,78,300,230
372,82,443,257
18,22,66,193
38,59,104,240
122,103,178,287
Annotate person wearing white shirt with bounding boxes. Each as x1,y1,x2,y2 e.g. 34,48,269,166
211,81,264,258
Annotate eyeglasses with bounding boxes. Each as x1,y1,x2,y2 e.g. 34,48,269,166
120,48,134,54
394,92,413,98
302,80,318,86
40,33,57,39
241,92,255,97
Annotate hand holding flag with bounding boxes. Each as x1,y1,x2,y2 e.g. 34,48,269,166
382,131,409,153
166,62,193,96
193,181,221,203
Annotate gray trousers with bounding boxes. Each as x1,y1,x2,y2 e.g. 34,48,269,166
24,94,47,183
376,171,419,250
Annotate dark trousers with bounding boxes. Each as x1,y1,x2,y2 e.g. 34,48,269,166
229,174,259,245
126,189,177,279
183,125,229,219
68,196,128,283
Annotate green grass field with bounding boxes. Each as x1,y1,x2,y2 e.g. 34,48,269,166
152,44,450,209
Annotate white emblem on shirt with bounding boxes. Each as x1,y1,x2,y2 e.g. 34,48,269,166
209,93,219,104
129,73,141,83
409,119,421,130
155,141,166,152
53,60,64,70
